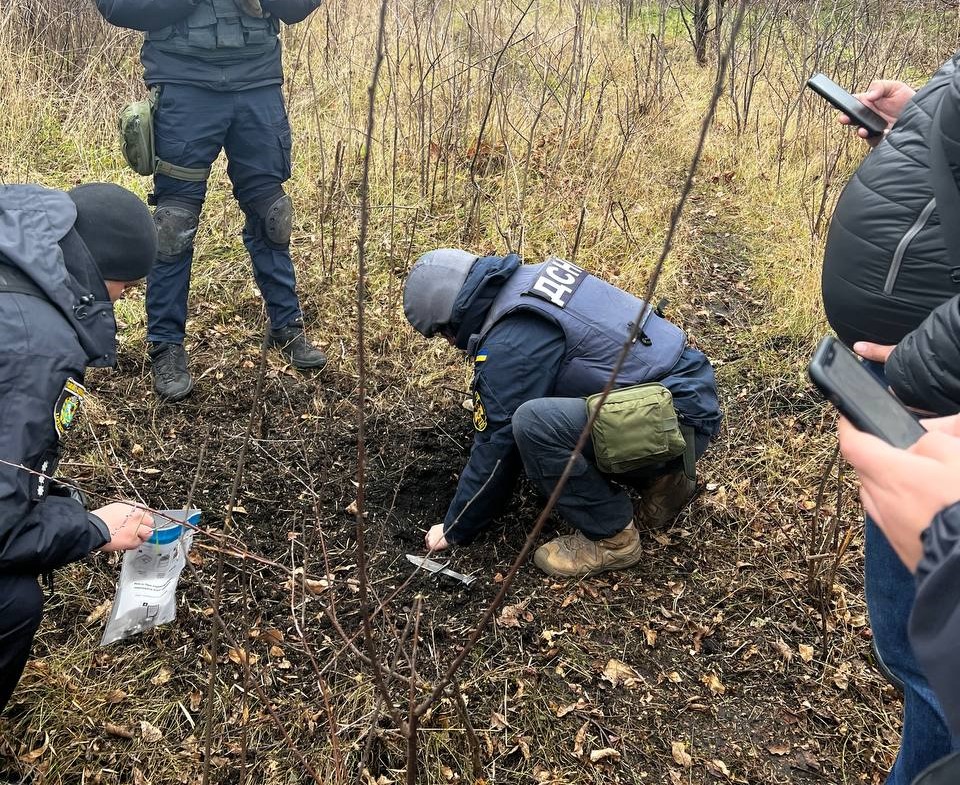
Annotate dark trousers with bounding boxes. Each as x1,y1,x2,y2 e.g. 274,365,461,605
0,575,44,713
148,83,302,344
511,397,708,540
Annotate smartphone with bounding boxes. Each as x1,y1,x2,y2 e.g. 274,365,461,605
808,336,926,449
806,73,887,137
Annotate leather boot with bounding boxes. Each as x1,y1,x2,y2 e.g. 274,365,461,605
635,469,696,530
533,522,642,577
267,322,327,370
149,342,194,402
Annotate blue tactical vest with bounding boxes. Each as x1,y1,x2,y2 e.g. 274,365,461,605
146,0,280,61
469,257,687,398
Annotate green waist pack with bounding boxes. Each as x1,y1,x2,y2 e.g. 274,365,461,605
586,383,687,474
118,92,210,182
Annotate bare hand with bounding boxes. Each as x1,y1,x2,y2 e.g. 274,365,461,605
425,523,450,553
95,502,154,552
922,414,960,435
852,341,896,364
838,79,915,147
838,418,960,571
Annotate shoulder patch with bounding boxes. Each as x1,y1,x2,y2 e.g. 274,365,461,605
475,349,488,363
473,390,487,431
54,377,86,438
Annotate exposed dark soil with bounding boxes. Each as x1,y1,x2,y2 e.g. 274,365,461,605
0,202,898,785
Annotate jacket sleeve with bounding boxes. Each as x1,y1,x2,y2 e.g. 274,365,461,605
0,353,109,573
885,295,960,415
909,502,960,738
442,315,565,545
94,0,199,31
262,0,322,24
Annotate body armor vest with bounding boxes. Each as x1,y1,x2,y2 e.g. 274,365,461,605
146,0,280,61
470,257,687,398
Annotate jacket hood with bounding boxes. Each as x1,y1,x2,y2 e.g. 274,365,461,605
450,253,521,349
0,185,117,367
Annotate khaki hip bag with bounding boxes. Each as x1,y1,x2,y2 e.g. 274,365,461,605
586,383,688,474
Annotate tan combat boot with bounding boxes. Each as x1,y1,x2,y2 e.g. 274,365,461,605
533,522,642,577
635,470,696,531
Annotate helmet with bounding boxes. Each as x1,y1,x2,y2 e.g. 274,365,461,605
403,248,478,337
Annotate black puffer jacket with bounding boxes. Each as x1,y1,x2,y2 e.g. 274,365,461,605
885,293,960,414
881,58,960,416
822,54,960,348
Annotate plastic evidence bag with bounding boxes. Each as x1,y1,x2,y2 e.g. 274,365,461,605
100,508,200,646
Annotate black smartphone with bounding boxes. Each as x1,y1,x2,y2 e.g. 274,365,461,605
806,73,887,137
808,336,926,449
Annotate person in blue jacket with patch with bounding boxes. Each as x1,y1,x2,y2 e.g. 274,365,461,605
403,249,721,577
0,184,159,712
93,0,328,402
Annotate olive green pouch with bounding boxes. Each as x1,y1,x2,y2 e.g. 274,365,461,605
119,96,156,176
586,383,687,474
118,92,210,181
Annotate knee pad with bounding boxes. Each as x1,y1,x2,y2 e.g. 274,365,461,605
245,190,292,249
154,198,201,257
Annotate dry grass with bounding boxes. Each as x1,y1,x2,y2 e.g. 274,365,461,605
0,0,957,783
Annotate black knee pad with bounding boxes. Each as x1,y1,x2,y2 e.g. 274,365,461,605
243,189,292,250
154,197,201,258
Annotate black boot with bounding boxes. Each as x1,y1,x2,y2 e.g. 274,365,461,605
267,322,327,370
149,342,194,402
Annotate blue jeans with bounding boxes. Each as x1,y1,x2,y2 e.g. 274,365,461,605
148,83,302,344
866,519,955,784
860,359,956,783
511,397,708,540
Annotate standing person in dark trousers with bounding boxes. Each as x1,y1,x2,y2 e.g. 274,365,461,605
821,56,960,783
94,0,328,402
0,184,158,712
403,250,721,576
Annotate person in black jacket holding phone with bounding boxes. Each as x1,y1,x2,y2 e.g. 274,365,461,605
0,183,159,712
823,56,960,784
93,0,328,402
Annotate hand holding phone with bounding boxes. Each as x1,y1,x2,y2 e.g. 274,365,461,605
808,336,926,449
807,73,888,138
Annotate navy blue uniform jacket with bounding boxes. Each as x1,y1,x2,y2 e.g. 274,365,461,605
94,0,323,91
0,186,116,573
442,256,721,545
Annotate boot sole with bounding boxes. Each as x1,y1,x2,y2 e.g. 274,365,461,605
155,377,194,403
288,357,328,370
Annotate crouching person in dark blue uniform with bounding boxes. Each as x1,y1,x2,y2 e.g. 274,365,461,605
94,0,327,402
0,184,158,712
403,250,722,577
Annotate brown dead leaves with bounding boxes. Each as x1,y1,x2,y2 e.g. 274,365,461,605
602,658,645,689
497,600,533,628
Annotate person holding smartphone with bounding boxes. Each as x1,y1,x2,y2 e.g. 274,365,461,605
819,55,960,784
839,416,960,784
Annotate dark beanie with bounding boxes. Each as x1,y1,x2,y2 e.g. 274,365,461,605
68,183,157,282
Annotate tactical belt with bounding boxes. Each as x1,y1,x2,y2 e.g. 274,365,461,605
0,262,45,299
